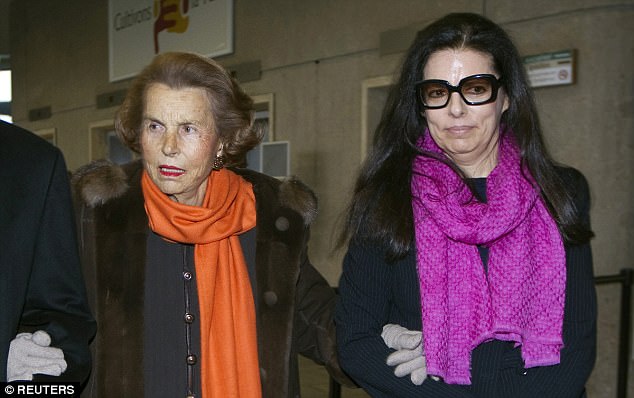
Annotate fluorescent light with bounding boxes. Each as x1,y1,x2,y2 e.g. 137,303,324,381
0,70,11,102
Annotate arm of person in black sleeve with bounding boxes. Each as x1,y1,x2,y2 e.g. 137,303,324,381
293,244,356,388
514,168,597,398
19,150,97,383
335,242,478,397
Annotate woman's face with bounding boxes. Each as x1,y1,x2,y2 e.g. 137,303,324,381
140,83,220,206
422,49,509,177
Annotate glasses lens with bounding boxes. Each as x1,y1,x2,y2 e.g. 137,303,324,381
460,76,494,104
418,75,499,108
420,82,449,107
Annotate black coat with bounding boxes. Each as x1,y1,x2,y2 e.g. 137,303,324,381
0,121,96,383
336,167,597,397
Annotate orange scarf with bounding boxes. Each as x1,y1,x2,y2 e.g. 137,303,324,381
141,169,262,398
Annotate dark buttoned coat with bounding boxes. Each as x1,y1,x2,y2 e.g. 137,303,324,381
72,159,351,398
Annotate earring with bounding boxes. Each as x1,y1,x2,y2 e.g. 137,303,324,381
213,155,225,170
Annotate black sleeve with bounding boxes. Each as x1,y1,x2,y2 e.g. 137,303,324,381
294,245,355,387
335,243,477,397
512,169,597,398
19,150,97,383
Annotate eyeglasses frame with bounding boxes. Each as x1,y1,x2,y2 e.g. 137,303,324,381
414,73,503,110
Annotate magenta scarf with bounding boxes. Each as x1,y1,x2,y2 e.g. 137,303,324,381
410,130,566,384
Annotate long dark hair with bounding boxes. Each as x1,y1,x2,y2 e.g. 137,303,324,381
339,12,592,261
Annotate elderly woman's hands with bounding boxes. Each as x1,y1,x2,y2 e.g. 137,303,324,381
381,323,428,385
7,330,67,381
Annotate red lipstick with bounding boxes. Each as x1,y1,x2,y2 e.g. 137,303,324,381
159,165,185,177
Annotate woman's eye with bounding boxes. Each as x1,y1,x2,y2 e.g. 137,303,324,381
463,83,490,96
427,88,447,99
183,125,197,134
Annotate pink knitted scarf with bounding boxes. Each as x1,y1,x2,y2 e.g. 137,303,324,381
410,130,566,384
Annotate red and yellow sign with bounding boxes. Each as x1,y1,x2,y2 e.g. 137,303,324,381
109,0,233,81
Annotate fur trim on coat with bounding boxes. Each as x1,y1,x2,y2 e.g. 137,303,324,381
72,159,318,225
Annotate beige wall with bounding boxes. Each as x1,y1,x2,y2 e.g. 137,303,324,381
9,1,634,395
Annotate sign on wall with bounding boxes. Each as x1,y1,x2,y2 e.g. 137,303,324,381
523,49,575,88
109,0,233,82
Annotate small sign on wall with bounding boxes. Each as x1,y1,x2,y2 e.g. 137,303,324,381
523,49,576,88
109,0,233,82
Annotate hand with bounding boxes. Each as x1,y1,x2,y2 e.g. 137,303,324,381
7,331,67,381
381,324,428,385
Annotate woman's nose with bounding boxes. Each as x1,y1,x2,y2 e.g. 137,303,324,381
161,131,179,156
447,92,466,117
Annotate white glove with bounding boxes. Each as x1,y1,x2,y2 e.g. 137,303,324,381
7,331,67,381
381,324,428,385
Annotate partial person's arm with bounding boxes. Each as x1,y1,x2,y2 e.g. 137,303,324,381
335,243,477,397
294,248,355,387
18,151,96,383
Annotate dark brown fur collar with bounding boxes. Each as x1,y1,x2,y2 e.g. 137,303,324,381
72,160,318,225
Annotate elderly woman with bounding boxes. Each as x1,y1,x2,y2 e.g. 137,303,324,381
335,13,596,398
73,52,350,398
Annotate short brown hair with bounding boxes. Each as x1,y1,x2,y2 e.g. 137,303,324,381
114,52,262,167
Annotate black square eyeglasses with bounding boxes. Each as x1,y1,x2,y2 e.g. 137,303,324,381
415,74,503,109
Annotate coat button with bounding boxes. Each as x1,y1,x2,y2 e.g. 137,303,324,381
186,355,197,365
275,216,289,231
184,313,195,323
263,291,278,306
260,367,267,382
183,271,193,281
